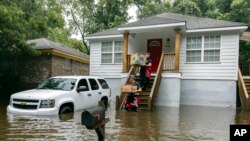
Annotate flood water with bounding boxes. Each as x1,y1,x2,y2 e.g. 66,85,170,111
0,97,250,141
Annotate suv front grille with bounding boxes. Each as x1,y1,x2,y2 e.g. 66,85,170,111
13,104,38,109
12,98,39,110
13,98,39,103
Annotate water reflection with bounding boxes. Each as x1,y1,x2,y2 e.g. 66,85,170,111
0,98,250,141
235,109,250,124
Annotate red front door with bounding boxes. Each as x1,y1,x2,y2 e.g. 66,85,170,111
147,39,162,72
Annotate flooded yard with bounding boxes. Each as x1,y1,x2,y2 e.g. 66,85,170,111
0,96,250,141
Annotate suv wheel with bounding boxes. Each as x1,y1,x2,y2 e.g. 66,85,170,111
101,98,108,108
59,106,73,115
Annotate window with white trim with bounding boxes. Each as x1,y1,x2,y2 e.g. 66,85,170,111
101,41,123,64
204,36,220,62
186,35,220,63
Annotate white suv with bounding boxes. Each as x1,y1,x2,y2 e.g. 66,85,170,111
7,76,111,115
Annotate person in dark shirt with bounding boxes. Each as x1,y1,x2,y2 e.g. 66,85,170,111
140,53,152,90
145,53,152,88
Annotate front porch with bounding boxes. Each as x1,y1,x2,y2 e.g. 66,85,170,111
121,28,182,73
117,26,183,111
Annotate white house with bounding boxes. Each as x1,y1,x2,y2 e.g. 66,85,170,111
85,13,248,109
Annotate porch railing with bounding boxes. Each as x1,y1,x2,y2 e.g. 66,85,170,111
163,53,175,72
238,68,250,110
116,65,140,110
148,52,165,111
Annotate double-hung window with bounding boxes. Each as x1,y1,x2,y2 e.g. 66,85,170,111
101,41,123,64
204,36,220,62
186,35,221,63
186,37,202,62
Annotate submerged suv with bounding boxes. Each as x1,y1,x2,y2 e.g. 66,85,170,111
7,76,111,115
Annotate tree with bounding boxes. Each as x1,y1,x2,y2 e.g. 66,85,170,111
0,0,67,77
62,0,130,54
48,28,87,53
130,0,171,19
230,0,250,29
18,0,65,39
0,2,38,60
239,41,250,61
94,0,130,31
172,0,201,16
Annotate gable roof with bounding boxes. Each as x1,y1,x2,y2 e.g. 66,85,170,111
120,13,246,29
27,38,89,63
86,12,248,38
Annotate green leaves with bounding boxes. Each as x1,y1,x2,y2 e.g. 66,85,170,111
172,0,201,16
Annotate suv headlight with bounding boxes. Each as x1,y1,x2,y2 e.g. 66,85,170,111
40,99,55,108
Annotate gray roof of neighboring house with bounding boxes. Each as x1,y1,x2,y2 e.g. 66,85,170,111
86,12,248,37
27,38,89,59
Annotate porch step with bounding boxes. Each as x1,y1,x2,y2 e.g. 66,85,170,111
243,78,250,97
138,77,154,111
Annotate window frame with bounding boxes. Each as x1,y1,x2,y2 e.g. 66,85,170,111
186,35,221,63
101,41,123,64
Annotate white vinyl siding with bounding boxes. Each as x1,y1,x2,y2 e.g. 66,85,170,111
186,36,220,63
90,41,123,78
180,34,239,80
101,41,123,64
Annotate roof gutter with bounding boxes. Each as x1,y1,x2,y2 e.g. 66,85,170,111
85,35,123,40
117,22,186,32
186,26,248,33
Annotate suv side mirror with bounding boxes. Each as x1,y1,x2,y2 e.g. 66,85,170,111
77,86,88,92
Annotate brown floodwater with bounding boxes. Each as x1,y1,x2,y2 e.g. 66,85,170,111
0,97,250,141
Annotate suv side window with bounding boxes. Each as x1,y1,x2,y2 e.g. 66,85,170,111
89,79,99,90
77,79,89,91
98,79,109,89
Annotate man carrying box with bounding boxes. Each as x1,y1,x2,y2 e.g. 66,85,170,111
124,75,142,112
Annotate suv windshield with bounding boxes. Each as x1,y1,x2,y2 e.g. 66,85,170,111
38,78,76,91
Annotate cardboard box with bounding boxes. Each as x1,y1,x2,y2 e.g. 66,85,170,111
130,53,146,66
120,85,138,93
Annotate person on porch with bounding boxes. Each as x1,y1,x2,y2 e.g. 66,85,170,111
140,53,152,90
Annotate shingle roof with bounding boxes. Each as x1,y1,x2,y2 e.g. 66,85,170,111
156,13,247,29
86,28,120,37
27,38,89,59
86,12,248,38
119,16,184,28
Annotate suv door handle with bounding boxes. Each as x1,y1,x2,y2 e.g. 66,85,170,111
87,93,91,96
98,92,102,94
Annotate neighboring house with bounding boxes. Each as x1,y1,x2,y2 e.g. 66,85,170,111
19,38,89,89
240,32,250,42
86,13,248,108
